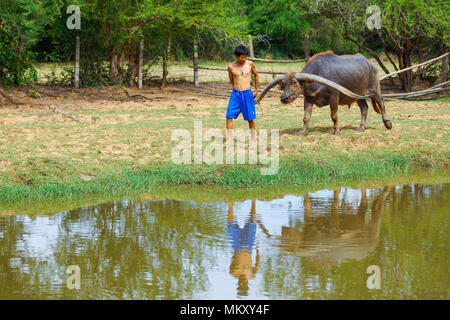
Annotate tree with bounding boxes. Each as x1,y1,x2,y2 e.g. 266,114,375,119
303,0,450,91
380,0,449,90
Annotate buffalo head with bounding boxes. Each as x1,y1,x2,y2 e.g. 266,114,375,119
280,73,303,104
255,72,372,105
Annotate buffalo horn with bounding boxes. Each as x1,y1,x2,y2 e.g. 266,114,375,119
294,73,374,100
255,76,283,103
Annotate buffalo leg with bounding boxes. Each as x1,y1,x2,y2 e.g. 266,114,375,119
330,103,340,135
331,189,340,229
370,83,392,129
357,99,369,132
298,100,313,136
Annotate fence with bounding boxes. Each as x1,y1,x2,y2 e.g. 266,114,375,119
66,35,448,99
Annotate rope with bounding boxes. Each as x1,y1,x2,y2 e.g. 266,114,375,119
380,52,449,81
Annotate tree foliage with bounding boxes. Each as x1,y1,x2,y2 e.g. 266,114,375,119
304,0,449,90
0,0,447,89
0,17,37,86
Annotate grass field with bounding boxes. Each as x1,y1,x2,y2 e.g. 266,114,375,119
0,76,448,203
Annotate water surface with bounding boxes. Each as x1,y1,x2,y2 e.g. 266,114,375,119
0,183,448,299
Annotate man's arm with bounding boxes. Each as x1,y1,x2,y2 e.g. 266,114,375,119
251,62,259,98
228,64,234,86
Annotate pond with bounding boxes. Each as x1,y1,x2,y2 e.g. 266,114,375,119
0,183,448,300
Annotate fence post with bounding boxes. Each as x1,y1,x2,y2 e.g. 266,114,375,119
248,35,255,85
74,36,80,89
304,35,310,59
138,37,144,89
193,38,199,86
439,48,449,84
248,35,255,58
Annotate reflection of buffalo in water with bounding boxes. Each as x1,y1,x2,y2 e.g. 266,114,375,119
257,187,391,266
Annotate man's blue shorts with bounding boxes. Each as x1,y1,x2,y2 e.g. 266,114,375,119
226,89,256,121
227,223,257,251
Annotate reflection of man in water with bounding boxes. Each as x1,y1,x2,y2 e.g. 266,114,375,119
227,200,260,296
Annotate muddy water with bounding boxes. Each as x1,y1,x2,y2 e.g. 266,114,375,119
0,184,448,300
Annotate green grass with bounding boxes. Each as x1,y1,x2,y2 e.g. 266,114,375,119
0,151,448,203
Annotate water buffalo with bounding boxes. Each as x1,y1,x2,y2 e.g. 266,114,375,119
256,187,391,266
256,51,393,135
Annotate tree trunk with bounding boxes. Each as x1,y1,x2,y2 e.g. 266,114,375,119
128,47,138,87
390,31,414,92
397,52,405,90
248,35,255,58
109,47,119,79
161,37,171,87
403,54,413,92
416,37,424,80
398,39,413,92
396,51,413,92
439,48,449,84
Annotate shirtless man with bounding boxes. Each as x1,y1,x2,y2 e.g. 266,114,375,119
226,45,259,144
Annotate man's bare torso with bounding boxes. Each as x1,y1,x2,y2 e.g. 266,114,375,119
228,60,253,91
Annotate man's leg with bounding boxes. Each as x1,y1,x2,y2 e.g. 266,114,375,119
226,118,233,144
227,202,234,225
248,120,256,143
